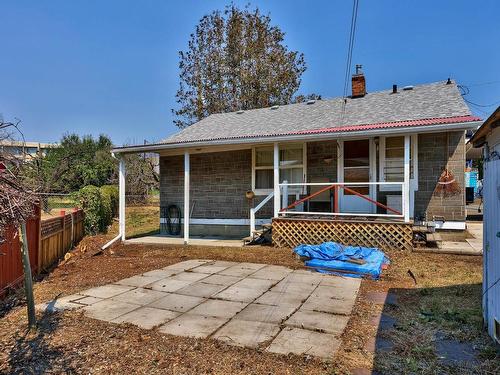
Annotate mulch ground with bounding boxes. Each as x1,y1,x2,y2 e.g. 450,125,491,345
0,234,498,374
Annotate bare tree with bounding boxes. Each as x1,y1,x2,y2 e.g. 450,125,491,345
0,119,38,328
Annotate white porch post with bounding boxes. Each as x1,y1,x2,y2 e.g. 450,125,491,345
119,157,126,241
184,151,190,244
273,142,280,217
403,135,411,222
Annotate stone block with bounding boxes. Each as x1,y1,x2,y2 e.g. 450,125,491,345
284,310,349,335
213,319,280,348
234,303,296,324
81,284,135,299
189,299,248,319
83,300,139,322
112,306,180,329
112,288,167,306
266,327,339,360
158,313,228,339
148,293,205,312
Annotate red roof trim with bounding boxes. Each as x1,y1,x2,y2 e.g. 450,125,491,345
289,115,482,136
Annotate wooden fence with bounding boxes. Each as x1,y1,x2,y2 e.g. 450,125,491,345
0,208,84,298
39,209,85,271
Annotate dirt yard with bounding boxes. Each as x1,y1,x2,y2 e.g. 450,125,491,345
0,231,498,374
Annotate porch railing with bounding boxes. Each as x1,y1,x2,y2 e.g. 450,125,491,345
249,191,274,236
278,182,406,220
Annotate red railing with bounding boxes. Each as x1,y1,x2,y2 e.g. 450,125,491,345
279,182,403,216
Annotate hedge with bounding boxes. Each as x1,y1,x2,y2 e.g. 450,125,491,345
75,185,119,235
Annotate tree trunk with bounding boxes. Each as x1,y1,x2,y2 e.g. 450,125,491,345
19,222,36,328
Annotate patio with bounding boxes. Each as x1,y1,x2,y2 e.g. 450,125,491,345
37,259,360,360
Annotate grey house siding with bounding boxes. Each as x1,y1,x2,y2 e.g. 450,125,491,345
307,140,338,182
414,131,466,221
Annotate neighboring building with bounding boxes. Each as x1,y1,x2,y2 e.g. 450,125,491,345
470,106,500,344
0,140,58,159
112,71,481,246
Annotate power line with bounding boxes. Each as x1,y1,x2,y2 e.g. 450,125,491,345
341,0,360,124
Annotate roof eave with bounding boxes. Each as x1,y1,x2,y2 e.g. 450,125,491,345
112,119,481,154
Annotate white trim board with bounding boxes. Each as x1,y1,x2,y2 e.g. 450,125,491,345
160,218,271,226
434,221,466,230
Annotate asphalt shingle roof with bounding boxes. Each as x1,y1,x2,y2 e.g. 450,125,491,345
163,81,472,144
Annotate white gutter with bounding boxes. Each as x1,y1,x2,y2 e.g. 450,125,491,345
111,121,482,154
101,152,124,250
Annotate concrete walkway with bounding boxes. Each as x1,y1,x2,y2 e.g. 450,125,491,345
38,260,360,360
125,235,244,247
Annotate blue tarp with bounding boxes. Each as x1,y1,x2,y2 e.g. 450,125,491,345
293,242,389,279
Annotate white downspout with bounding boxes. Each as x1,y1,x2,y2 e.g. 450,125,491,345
102,153,126,250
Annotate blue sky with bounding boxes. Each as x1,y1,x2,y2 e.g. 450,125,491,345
1,0,499,145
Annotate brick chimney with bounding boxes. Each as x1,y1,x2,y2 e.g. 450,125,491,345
351,64,366,98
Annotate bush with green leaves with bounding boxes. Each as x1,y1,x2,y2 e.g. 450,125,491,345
75,185,111,235
100,185,119,218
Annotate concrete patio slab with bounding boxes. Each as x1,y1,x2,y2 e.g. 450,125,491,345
112,288,167,306
36,294,86,312
230,277,276,291
201,274,242,286
189,299,248,319
190,264,231,274
111,306,180,329
48,260,360,361
310,285,358,300
83,299,139,321
148,293,205,312
250,265,293,281
142,269,179,278
175,282,228,298
125,235,244,248
270,280,317,296
71,296,104,306
170,271,210,282
159,313,228,338
301,295,355,315
235,303,296,324
163,259,212,271
285,310,349,335
218,265,260,277
254,291,306,308
282,271,323,285
146,278,193,293
81,284,135,299
213,319,280,348
266,327,339,360
115,274,167,287
214,285,267,302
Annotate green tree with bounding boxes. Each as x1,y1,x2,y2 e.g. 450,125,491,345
40,134,117,192
173,4,307,128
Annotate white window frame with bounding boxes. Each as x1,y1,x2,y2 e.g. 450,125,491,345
379,134,418,191
252,143,307,196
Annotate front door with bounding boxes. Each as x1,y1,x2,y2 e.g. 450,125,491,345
339,139,375,213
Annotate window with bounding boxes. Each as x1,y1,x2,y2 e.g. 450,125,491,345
252,144,305,194
379,135,418,191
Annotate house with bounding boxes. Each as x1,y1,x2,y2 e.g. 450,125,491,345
0,140,58,160
111,70,481,250
469,106,500,344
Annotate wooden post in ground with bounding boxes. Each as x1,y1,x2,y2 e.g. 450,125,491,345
19,222,36,328
60,210,66,255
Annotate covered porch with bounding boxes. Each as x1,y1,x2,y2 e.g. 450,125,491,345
114,132,415,249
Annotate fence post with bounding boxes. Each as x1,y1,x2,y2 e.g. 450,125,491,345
250,208,255,237
60,210,65,255
37,205,42,275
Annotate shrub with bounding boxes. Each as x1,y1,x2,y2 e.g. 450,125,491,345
75,185,108,235
100,185,119,217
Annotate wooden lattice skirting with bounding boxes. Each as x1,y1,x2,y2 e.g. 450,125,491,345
272,218,413,251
